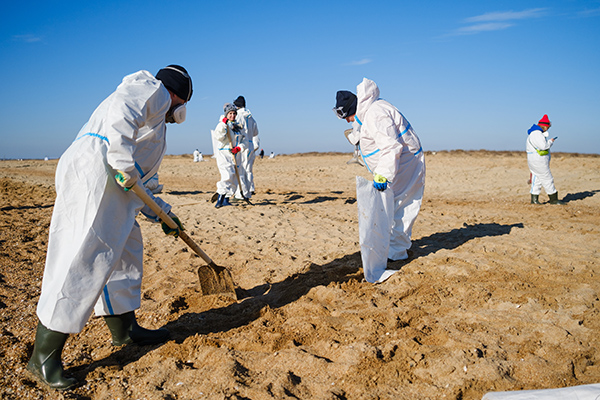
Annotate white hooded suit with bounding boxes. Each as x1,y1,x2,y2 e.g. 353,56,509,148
37,71,173,333
212,118,251,198
236,107,260,193
526,125,557,195
354,78,426,261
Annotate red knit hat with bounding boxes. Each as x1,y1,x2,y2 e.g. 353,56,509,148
538,114,551,126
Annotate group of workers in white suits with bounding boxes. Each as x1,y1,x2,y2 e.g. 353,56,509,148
27,66,565,392
211,96,260,208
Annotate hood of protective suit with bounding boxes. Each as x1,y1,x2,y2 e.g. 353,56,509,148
356,78,380,123
527,124,542,135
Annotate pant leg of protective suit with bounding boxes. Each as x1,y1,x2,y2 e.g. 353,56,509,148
94,221,143,316
389,185,424,260
529,174,543,195
387,152,425,261
528,154,556,195
216,150,237,196
247,148,257,193
234,151,252,199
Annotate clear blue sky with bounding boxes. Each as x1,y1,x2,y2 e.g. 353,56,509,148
1,0,599,159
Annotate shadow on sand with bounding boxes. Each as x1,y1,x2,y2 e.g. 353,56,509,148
561,189,599,203
74,221,523,379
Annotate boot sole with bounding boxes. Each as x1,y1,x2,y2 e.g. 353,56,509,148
26,363,77,391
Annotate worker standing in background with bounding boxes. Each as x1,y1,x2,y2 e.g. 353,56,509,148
234,95,260,195
212,103,250,207
526,114,564,205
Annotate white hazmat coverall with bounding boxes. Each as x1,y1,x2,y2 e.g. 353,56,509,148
37,70,173,334
526,126,557,195
212,118,249,197
355,78,426,261
236,107,260,194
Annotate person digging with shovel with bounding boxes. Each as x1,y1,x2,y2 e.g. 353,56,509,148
27,65,192,390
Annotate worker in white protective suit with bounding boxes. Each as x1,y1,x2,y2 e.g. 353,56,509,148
27,65,192,391
234,95,260,195
526,114,564,205
211,103,250,207
334,78,426,270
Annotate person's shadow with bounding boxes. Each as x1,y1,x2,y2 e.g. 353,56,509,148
71,221,524,379
411,222,524,258
561,190,599,203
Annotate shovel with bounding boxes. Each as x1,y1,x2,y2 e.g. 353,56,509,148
130,180,237,299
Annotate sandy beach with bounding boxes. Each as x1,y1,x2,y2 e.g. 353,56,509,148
1,150,599,399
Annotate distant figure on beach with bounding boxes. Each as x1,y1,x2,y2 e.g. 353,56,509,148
269,151,275,159
260,149,265,159
193,148,200,162
526,114,564,205
334,78,425,274
27,65,192,390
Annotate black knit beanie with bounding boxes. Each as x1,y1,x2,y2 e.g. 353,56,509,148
155,65,193,102
335,90,357,118
233,95,246,108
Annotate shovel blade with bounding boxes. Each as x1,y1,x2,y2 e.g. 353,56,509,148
198,264,237,300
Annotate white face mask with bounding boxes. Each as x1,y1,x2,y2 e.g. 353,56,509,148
166,103,186,124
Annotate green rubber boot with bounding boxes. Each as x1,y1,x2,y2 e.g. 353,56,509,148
103,311,170,346
530,194,541,204
27,321,77,390
548,192,565,205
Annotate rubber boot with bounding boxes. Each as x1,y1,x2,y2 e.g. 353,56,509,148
530,194,541,204
27,321,77,390
103,311,170,346
548,192,565,205
221,196,232,207
215,194,232,208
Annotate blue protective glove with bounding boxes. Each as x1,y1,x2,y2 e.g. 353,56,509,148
373,174,388,191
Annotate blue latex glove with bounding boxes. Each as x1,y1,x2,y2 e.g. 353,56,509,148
373,174,388,191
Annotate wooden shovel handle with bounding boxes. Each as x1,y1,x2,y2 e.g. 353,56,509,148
130,181,215,267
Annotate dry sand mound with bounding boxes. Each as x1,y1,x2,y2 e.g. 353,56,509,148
1,151,599,399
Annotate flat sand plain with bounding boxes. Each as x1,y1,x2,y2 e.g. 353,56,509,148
1,150,599,399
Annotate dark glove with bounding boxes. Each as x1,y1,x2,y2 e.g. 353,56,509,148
161,212,184,238
231,146,241,155
231,122,243,133
373,174,388,191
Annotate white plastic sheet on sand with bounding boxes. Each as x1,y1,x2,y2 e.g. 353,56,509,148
356,176,396,283
482,383,600,400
